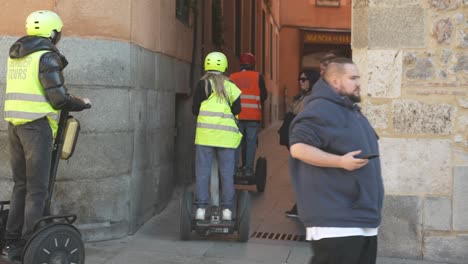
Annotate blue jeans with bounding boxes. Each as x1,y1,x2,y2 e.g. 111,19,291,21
235,120,259,175
195,145,235,210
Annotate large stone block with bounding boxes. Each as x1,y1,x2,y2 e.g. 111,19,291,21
352,8,369,49
380,138,451,195
129,167,160,230
369,7,425,48
453,54,468,73
379,195,423,259
0,179,13,201
453,166,468,230
404,53,436,81
424,235,468,264
353,0,369,8
432,18,454,44
66,87,131,132
0,37,16,85
158,90,176,128
393,100,456,135
456,29,467,48
367,50,402,98
131,45,156,90
130,89,161,172
430,0,463,10
57,132,133,180
424,196,451,230
0,133,10,180
369,0,420,7
173,60,191,94
52,175,130,241
155,53,175,92
60,38,132,87
361,101,389,129
353,49,369,94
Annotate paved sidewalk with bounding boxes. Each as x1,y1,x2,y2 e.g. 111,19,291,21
84,193,448,264
85,122,449,264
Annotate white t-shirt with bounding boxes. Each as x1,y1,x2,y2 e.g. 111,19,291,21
306,227,378,241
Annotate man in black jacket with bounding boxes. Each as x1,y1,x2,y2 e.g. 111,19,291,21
2,10,91,261
289,58,384,264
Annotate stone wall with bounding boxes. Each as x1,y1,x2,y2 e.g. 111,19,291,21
353,1,467,263
0,37,196,241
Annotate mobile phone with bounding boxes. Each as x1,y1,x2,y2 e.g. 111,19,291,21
360,154,379,160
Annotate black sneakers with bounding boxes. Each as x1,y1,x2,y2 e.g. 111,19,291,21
285,204,298,218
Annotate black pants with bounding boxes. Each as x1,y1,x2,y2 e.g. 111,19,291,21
5,118,52,241
310,236,377,264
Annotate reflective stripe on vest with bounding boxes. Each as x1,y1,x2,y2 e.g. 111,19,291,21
230,70,262,121
4,50,59,136
195,79,242,149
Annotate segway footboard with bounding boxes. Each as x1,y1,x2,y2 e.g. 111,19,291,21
194,206,236,236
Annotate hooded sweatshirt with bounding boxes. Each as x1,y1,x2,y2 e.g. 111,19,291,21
289,78,384,228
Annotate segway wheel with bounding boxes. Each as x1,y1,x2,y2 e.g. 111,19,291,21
255,156,267,192
0,209,8,251
236,190,251,242
23,224,84,264
179,190,193,241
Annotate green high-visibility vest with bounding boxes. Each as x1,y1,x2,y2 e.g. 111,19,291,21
195,79,242,148
4,50,59,136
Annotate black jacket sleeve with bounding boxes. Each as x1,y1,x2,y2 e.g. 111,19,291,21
258,74,267,103
192,80,207,116
39,52,89,112
231,97,241,116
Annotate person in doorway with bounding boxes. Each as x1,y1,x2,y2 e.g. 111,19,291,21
284,52,336,218
192,52,242,221
289,58,384,264
230,53,267,179
281,70,320,218
2,10,91,261
319,52,338,76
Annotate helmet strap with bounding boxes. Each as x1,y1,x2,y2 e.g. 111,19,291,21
50,30,62,45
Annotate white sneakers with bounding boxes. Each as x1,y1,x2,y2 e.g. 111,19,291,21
195,208,206,220
222,209,232,221
195,208,232,221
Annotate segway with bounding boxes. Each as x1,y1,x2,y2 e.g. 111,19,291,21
0,108,89,264
234,156,267,192
180,159,251,242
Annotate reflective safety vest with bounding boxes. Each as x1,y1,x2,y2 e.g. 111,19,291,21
4,50,59,136
230,70,262,121
195,79,242,149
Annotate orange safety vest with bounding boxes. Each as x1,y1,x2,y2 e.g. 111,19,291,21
230,70,262,121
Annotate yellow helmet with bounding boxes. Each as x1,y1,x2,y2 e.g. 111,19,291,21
26,10,63,38
204,52,228,73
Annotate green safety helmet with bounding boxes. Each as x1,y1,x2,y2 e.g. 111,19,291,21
204,52,228,73
26,10,63,38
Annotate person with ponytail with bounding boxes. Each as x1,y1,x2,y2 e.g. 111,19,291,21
191,52,242,221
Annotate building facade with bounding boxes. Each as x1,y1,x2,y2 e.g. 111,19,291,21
353,1,467,263
0,0,200,241
277,0,352,115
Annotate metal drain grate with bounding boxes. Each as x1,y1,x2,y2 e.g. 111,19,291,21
251,231,306,242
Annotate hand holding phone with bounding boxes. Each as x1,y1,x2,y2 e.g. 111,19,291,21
360,154,379,160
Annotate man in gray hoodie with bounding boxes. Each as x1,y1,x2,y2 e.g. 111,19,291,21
289,58,384,264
